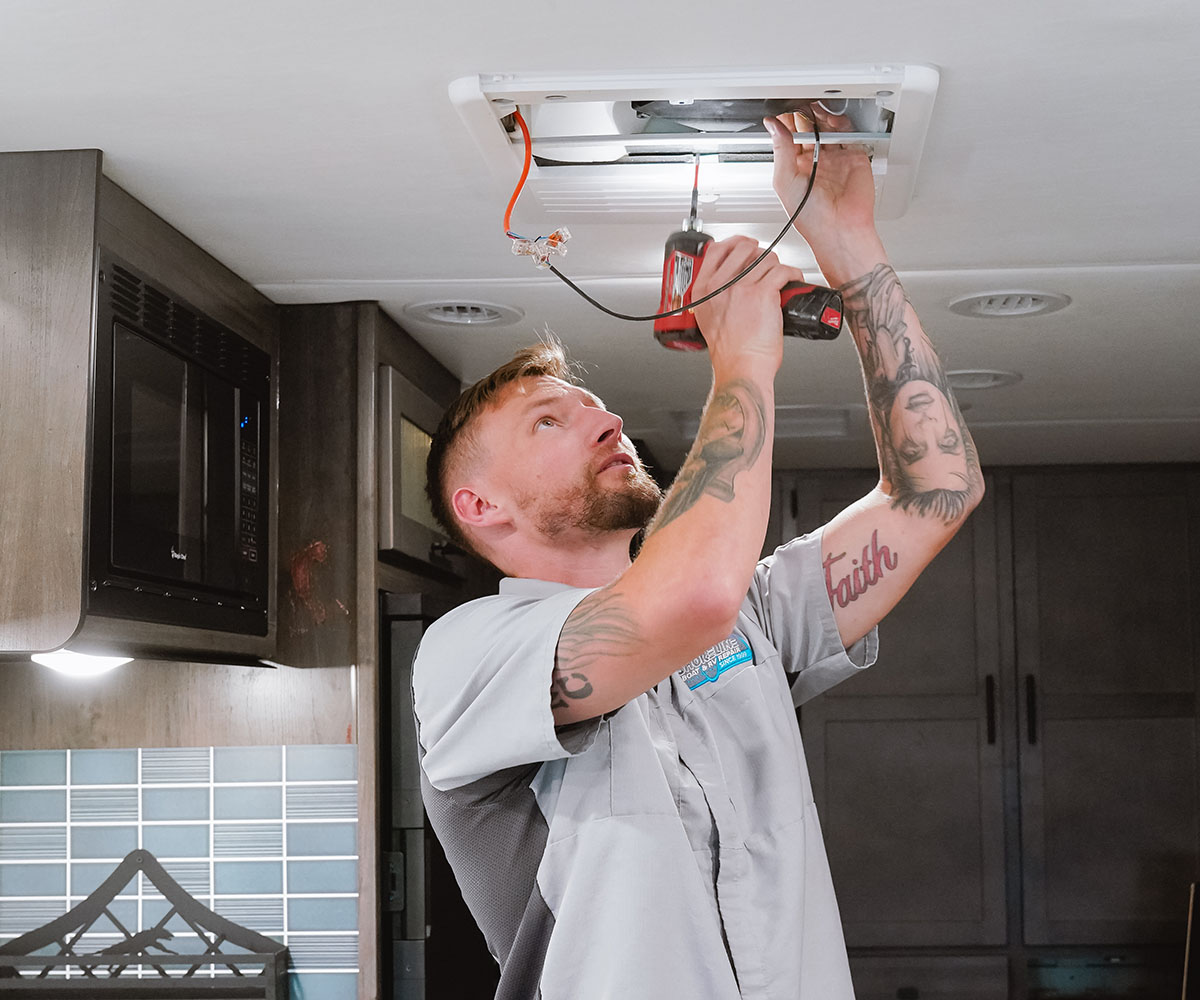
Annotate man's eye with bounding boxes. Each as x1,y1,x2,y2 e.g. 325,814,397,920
536,416,556,429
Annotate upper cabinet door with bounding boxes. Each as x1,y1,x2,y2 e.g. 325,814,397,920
1014,467,1200,945
788,470,1008,948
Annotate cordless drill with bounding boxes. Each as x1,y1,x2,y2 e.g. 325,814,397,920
652,227,844,351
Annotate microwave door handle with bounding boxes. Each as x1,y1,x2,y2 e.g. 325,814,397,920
177,361,206,583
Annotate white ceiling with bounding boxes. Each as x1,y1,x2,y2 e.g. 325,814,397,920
4,0,1198,471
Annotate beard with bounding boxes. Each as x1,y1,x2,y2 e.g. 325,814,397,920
521,464,663,539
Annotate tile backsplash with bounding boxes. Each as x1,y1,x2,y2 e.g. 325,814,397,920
0,745,358,1000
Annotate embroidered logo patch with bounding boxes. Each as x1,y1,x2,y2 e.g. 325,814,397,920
679,632,753,690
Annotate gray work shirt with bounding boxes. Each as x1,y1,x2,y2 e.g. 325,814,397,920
413,530,878,999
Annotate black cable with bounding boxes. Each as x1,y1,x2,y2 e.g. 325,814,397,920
545,120,823,323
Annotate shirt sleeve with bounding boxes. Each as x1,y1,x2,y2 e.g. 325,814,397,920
412,588,602,791
746,527,878,706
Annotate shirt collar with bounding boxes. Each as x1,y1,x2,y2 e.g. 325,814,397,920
499,576,584,598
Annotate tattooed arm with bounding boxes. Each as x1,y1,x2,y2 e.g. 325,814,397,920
549,238,802,725
765,107,984,648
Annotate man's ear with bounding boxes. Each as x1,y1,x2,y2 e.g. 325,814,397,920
451,486,509,530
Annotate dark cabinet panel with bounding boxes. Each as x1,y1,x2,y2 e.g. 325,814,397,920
791,470,1008,947
849,955,1009,1000
1014,467,1200,946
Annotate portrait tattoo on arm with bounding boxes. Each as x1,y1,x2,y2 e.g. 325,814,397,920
650,378,768,532
551,588,642,713
840,264,982,523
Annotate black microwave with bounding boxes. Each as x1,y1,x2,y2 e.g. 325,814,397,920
87,249,271,635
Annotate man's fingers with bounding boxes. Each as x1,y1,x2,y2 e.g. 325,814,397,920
811,102,852,131
698,238,805,299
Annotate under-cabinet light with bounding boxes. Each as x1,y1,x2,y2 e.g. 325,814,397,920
31,649,131,677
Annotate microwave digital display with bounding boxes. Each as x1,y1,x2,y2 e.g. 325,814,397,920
89,250,270,635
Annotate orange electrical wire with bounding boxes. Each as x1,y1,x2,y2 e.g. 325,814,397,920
503,108,533,237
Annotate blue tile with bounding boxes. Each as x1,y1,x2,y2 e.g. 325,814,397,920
214,747,282,783
71,862,138,897
287,860,357,895
71,826,137,860
0,751,66,786
286,746,356,782
211,897,283,932
215,786,281,820
0,789,66,822
285,785,357,820
142,824,210,859
212,823,282,858
140,748,210,785
214,861,283,895
142,787,210,822
288,973,359,1000
69,788,137,823
0,827,66,861
286,823,357,857
0,863,66,896
69,750,137,786
287,897,358,931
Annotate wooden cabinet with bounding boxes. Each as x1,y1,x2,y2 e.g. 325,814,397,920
789,470,1009,949
1013,468,1200,946
782,465,1199,993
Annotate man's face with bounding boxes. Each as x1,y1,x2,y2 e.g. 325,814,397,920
887,379,971,493
474,376,663,540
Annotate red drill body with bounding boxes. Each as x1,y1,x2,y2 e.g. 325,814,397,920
653,231,843,350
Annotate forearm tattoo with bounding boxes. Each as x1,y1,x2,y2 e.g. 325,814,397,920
552,588,641,712
650,378,768,531
824,529,899,609
840,264,982,523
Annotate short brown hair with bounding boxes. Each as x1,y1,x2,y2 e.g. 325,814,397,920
426,338,578,555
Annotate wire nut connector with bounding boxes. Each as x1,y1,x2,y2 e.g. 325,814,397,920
511,227,571,269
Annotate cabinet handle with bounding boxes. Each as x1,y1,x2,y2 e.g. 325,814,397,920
985,675,997,745
1025,674,1038,745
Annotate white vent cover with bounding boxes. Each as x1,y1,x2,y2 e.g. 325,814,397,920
403,300,524,327
948,291,1071,318
946,369,1023,390
450,66,938,225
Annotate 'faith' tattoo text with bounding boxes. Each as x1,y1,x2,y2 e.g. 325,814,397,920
824,530,898,609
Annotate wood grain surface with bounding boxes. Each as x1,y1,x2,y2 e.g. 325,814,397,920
0,150,100,653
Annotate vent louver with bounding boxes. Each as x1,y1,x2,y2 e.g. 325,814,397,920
948,291,1071,319
450,66,940,223
403,300,525,327
104,257,269,388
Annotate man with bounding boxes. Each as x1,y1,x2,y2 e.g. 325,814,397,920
413,106,983,999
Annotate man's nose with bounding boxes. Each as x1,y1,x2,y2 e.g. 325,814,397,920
594,409,624,445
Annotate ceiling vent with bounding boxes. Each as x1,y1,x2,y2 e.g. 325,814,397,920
404,300,525,327
946,369,1023,390
449,66,939,224
948,291,1071,318
672,404,858,441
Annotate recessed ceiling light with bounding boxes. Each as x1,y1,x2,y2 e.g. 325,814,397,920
946,369,1023,390
404,301,525,327
948,291,1070,318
